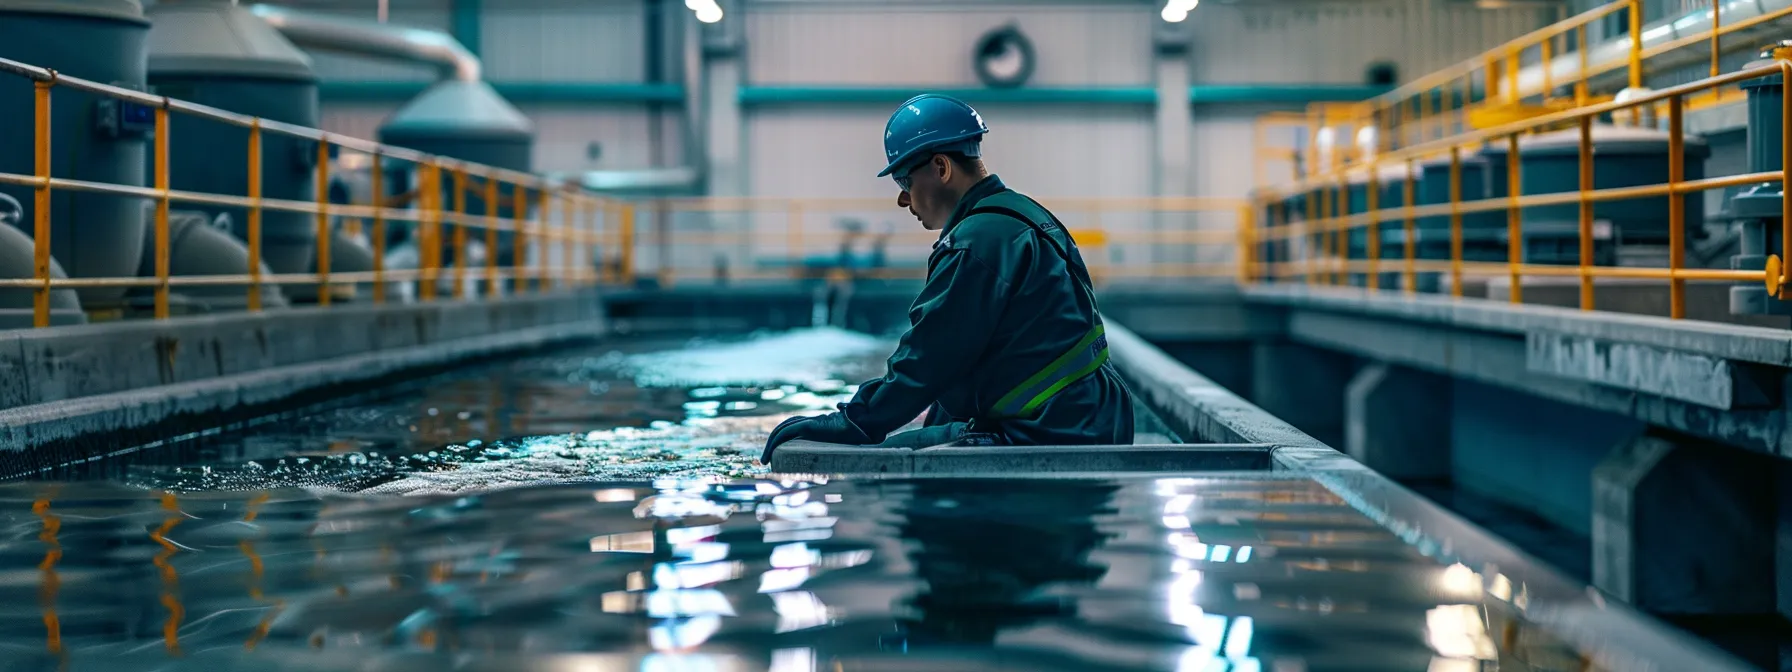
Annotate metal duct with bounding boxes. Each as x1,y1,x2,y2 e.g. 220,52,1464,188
1512,0,1792,98
245,3,479,81
250,2,704,193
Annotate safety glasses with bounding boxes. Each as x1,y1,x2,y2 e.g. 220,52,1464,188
890,156,927,192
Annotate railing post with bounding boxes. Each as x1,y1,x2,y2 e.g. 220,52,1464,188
562,191,575,289
1506,133,1522,304
1403,158,1416,293
1335,176,1348,285
154,105,171,320
315,139,331,307
1711,0,1722,81
585,199,598,286
419,163,438,303
1579,116,1595,311
1668,96,1685,318
620,203,636,285
512,183,529,294
1311,184,1326,286
32,79,51,329
247,119,263,312
536,188,550,292
1577,25,1590,106
1236,203,1254,285
484,175,499,298
452,168,467,300
1627,0,1644,91
1367,166,1381,289
1449,146,1463,298
371,152,386,304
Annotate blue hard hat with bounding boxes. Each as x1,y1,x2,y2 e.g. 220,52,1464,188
877,94,989,177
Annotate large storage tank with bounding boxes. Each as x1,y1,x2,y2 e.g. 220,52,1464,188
1342,164,1411,288
1414,151,1500,256
144,0,319,279
0,0,152,309
1728,45,1791,317
377,80,535,273
1481,125,1708,265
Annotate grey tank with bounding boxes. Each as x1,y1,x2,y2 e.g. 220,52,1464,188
378,80,534,266
145,0,319,275
0,0,152,308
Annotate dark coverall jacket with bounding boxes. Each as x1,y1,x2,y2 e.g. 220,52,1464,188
838,175,1135,447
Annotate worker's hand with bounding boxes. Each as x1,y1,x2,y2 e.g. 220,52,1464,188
761,412,870,465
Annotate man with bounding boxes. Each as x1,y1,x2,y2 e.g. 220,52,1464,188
761,94,1134,463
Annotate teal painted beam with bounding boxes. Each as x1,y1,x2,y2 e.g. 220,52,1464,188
739,86,1157,105
319,81,687,104
1188,84,1394,104
317,82,1399,106
452,0,481,56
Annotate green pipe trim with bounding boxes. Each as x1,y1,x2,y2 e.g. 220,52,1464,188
320,81,687,104
318,82,1403,106
452,0,482,56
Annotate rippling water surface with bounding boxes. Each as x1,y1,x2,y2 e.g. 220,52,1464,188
0,328,1644,671
23,328,897,493
0,474,1599,672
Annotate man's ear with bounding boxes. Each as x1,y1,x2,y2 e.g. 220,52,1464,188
934,154,953,182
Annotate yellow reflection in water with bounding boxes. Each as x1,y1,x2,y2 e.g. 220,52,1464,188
33,495,62,655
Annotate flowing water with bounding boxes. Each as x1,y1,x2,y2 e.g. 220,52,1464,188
0,474,1601,672
0,328,1699,671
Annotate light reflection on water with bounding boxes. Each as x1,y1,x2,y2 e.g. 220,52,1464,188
27,329,894,493
0,476,1607,671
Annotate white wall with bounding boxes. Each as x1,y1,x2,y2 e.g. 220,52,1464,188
308,0,1555,196
1187,0,1555,85
747,2,1155,87
742,2,1157,200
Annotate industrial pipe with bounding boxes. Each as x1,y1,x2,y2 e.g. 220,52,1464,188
246,4,480,81
251,2,704,193
1512,0,1792,99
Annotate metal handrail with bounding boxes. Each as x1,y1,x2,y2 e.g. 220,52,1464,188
1248,60,1792,321
1,54,624,326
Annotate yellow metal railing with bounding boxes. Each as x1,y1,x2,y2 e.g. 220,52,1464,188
1248,60,1792,321
0,56,624,328
1260,0,1792,172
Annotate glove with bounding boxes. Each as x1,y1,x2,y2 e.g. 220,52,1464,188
761,412,872,465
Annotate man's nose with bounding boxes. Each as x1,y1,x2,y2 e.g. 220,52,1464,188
897,191,911,208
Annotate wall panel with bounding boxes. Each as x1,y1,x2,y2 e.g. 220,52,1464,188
482,0,649,82
747,3,1156,86
1188,0,1556,85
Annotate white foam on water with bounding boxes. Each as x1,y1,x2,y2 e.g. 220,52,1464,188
622,327,890,388
357,414,815,497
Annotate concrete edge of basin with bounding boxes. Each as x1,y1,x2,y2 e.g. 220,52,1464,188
1242,284,1792,367
770,442,1275,475
1105,321,1336,458
0,289,609,409
1103,319,1754,671
0,293,608,464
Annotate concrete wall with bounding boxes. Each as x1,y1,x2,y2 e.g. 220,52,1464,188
0,290,605,472
1450,378,1642,537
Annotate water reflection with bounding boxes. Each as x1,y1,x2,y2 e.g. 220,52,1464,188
0,476,1625,671
14,330,892,491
